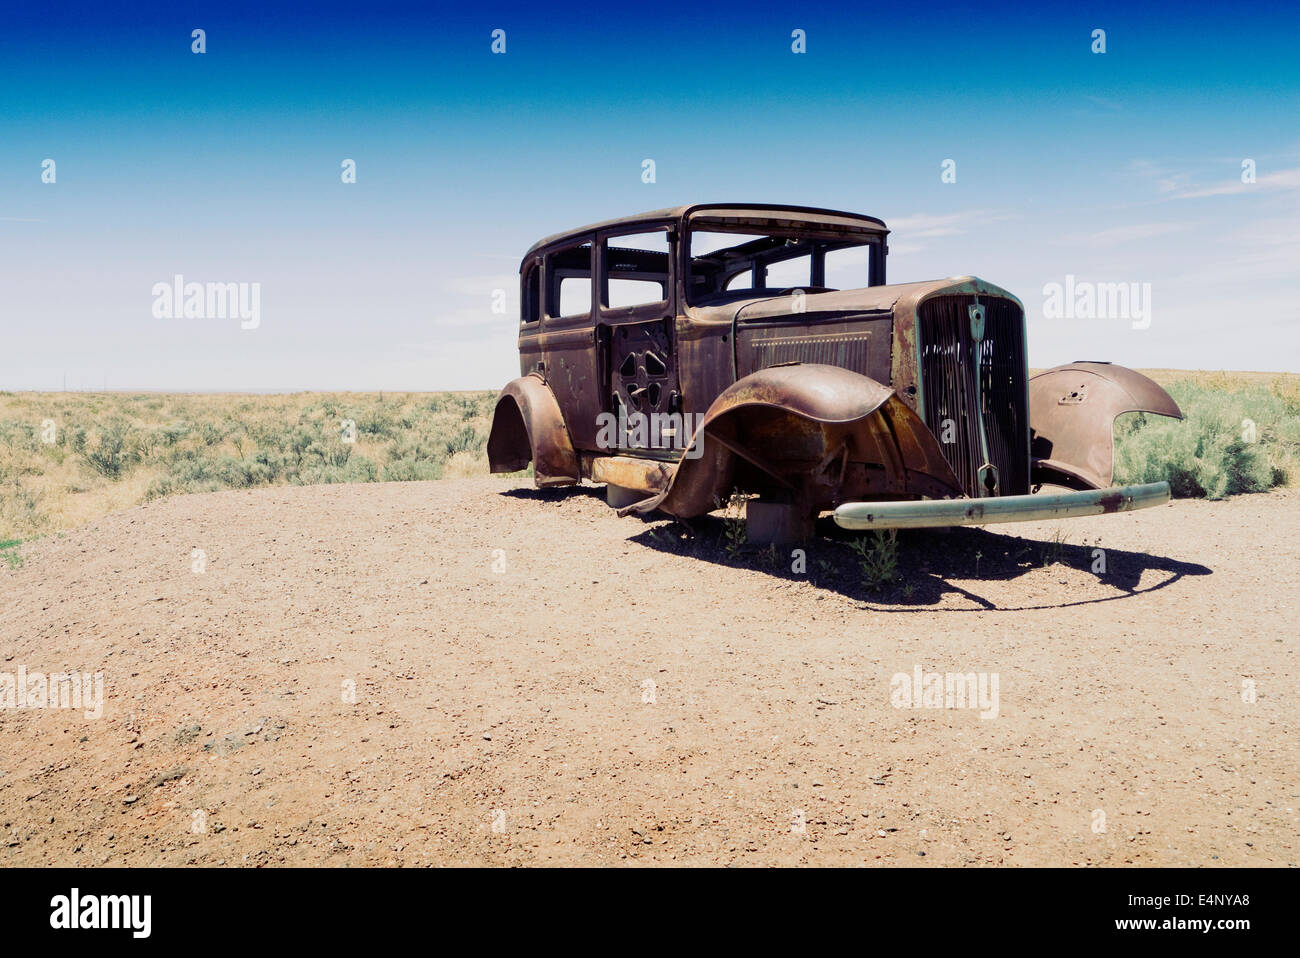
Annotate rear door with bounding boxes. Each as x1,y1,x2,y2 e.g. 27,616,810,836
595,225,680,454
538,237,601,449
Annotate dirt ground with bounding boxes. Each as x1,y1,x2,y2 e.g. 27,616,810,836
1,477,1295,866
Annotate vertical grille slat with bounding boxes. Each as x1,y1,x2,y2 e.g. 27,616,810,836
918,296,1029,497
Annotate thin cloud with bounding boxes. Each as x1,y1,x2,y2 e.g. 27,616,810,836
886,210,1008,240
1069,221,1190,248
1171,214,1300,286
1127,158,1195,195
1174,167,1300,199
1129,158,1300,200
1080,95,1125,114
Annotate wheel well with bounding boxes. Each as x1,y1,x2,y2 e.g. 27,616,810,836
487,396,531,473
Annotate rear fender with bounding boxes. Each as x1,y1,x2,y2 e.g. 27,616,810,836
487,375,580,486
1029,362,1182,490
620,363,962,518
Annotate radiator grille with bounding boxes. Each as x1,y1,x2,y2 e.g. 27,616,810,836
917,295,1029,497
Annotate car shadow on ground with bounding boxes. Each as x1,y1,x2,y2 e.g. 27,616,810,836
628,513,1212,611
496,484,1211,610
499,485,608,503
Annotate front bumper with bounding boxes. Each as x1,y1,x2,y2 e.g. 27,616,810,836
832,481,1171,530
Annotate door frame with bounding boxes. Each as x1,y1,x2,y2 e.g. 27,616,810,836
594,222,680,454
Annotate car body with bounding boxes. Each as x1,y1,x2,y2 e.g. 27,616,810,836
488,203,1182,539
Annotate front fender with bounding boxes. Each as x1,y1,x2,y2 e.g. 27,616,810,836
487,375,580,486
1029,362,1182,490
621,363,962,518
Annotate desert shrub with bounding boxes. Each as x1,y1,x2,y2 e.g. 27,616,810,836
207,456,273,488
0,477,48,539
251,446,296,482
143,477,175,500
1275,376,1300,418
69,419,136,479
132,428,163,462
295,455,378,485
145,453,276,499
382,457,443,482
443,424,485,458
224,418,251,456
1113,383,1293,498
390,429,457,462
159,422,190,446
429,393,494,421
288,427,318,465
196,421,227,446
306,438,352,468
356,407,395,438
0,422,41,454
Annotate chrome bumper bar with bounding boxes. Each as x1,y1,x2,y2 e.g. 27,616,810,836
832,481,1172,530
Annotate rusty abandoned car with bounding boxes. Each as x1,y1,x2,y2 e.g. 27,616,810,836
487,203,1183,542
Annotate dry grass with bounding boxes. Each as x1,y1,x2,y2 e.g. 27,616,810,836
0,391,515,542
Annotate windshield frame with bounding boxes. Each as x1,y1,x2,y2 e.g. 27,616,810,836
683,218,886,306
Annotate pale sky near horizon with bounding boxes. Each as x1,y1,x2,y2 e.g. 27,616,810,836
3,1,1297,392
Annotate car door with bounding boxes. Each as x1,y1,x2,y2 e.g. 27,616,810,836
595,224,681,455
538,237,601,449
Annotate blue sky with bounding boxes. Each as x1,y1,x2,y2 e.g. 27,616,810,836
2,0,1297,391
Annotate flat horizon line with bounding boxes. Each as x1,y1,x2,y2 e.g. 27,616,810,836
4,368,1299,396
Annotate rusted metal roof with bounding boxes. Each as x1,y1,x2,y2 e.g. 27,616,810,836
522,203,889,263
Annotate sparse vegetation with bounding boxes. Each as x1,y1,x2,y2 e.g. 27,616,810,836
714,489,748,559
849,530,899,591
0,391,515,541
0,538,23,569
1039,529,1068,567
0,372,1294,543
1113,374,1300,499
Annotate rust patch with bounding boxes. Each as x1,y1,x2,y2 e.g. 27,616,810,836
1029,362,1183,490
